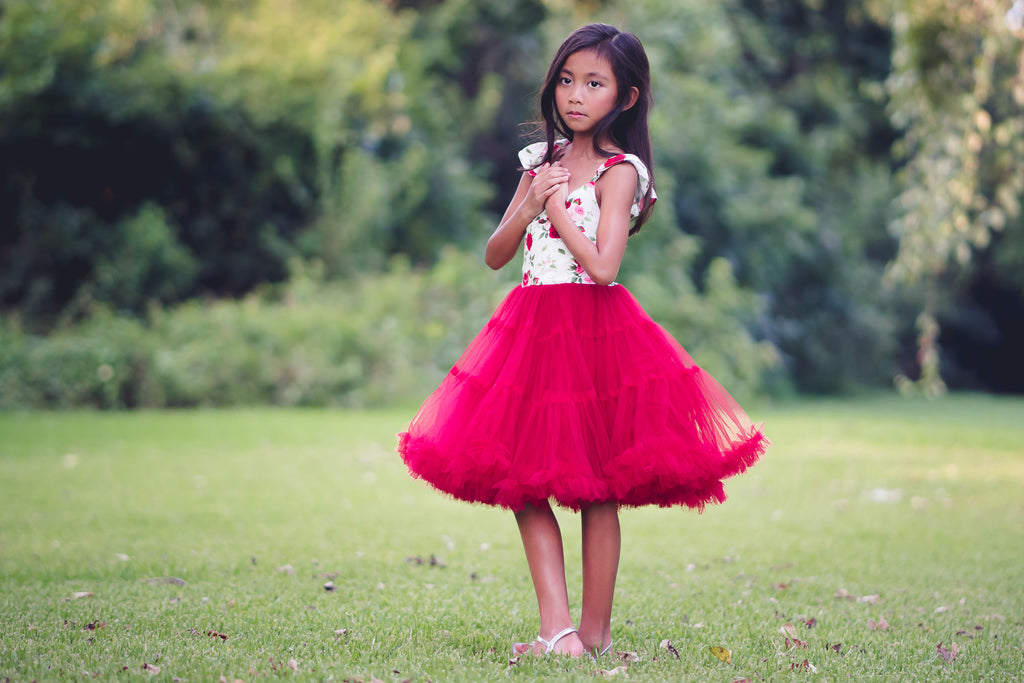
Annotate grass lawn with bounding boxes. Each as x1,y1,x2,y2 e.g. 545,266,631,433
1,394,1022,682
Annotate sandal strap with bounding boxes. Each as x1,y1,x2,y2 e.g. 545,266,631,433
537,626,578,654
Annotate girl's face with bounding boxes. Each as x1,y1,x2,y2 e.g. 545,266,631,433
555,48,621,137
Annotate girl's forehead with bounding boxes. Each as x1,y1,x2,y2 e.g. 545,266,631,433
562,48,614,76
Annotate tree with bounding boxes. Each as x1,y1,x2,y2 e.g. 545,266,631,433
884,0,1024,394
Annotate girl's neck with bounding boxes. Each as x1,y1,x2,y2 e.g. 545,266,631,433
564,134,620,163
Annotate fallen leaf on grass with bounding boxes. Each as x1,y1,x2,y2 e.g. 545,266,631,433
615,651,639,664
597,665,629,677
207,630,229,640
868,618,889,631
790,659,818,673
144,577,188,586
142,662,161,675
69,592,94,601
334,628,349,637
936,641,959,663
277,564,295,575
83,621,105,631
804,618,817,628
834,588,880,604
660,639,680,659
780,623,808,649
709,645,732,664
287,658,298,672
323,581,337,592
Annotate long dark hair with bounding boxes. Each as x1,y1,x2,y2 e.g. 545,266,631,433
535,23,655,234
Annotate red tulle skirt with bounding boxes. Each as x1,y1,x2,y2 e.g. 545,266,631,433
398,283,768,512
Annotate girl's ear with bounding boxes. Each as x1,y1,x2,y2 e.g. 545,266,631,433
622,86,640,111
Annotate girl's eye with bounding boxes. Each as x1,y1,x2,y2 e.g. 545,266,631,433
588,80,602,88
559,77,572,86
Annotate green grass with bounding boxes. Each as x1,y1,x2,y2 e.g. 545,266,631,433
1,394,1022,682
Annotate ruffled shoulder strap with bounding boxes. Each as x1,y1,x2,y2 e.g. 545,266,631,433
593,154,657,218
519,139,570,176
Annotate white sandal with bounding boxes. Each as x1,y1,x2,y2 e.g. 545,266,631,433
512,626,579,656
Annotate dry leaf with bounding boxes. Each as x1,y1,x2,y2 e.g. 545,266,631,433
83,621,105,631
615,651,639,664
144,577,188,586
287,658,298,672
70,592,94,600
780,623,799,638
857,594,881,605
207,630,229,640
936,641,959,663
335,628,349,636
659,639,680,660
790,659,818,673
323,581,337,592
598,665,629,677
142,662,161,675
804,618,817,628
868,617,889,631
709,645,732,664
277,564,295,575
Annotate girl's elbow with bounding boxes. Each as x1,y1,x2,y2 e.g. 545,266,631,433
485,250,505,270
590,268,619,286
484,249,507,270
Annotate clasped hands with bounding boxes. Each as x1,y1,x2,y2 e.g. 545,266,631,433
526,162,571,217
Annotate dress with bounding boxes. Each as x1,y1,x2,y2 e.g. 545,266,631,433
398,140,768,512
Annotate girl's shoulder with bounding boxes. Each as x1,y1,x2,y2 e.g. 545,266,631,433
593,153,656,218
518,139,570,175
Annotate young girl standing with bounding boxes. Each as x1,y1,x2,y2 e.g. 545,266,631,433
398,23,768,659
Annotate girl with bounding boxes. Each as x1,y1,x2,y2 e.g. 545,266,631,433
398,23,768,659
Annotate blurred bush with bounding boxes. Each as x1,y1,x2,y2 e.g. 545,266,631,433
0,242,778,409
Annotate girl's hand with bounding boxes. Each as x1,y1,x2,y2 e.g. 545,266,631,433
525,162,570,216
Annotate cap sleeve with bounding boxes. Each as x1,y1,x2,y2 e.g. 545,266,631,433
518,139,570,176
594,154,657,218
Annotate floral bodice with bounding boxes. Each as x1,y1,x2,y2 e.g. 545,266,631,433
518,140,655,287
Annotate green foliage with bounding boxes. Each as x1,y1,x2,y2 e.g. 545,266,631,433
0,242,783,409
93,204,198,311
3,0,1021,400
0,250,512,409
884,0,1024,393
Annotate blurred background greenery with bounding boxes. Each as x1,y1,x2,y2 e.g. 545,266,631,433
1,0,1022,409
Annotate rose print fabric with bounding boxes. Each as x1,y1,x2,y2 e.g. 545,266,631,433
517,140,655,286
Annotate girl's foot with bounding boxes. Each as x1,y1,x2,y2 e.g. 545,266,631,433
513,626,587,657
579,634,613,658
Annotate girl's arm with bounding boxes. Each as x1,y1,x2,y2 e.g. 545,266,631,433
544,162,637,285
485,163,570,270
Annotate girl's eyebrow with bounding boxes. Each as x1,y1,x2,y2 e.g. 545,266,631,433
560,68,610,80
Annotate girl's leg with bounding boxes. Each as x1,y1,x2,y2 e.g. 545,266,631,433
514,502,586,656
577,502,620,655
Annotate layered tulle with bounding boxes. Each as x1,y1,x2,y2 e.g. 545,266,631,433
398,283,768,512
